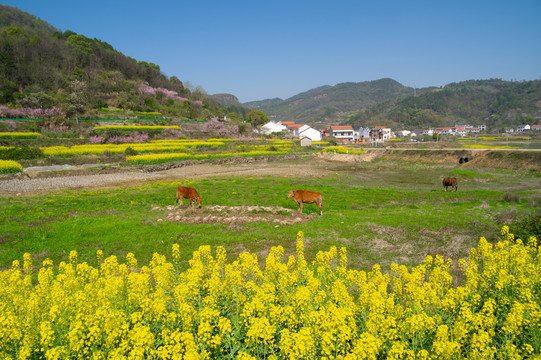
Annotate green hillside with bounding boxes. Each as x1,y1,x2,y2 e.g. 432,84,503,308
246,77,541,131
346,79,541,131
0,5,229,121
245,78,415,128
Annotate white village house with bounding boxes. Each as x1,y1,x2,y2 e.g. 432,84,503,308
259,121,288,135
259,121,321,141
298,124,322,141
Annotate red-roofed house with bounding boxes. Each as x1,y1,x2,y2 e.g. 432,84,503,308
286,124,304,136
330,125,354,142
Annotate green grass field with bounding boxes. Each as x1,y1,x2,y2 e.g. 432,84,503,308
1,159,539,272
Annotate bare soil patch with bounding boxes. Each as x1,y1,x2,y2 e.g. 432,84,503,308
152,205,314,226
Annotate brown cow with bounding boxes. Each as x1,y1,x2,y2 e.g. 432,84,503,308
176,186,202,208
442,177,458,192
288,189,323,215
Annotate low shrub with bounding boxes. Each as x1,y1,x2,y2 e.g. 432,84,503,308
510,214,541,242
124,146,138,156
503,192,520,203
0,146,43,160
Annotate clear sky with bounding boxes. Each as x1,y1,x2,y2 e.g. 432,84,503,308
2,0,541,102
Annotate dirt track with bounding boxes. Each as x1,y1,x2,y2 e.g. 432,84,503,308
1,148,538,194
0,160,334,194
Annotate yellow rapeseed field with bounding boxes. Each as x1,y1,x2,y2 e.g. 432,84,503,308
321,146,365,154
0,159,23,173
0,132,41,139
40,141,225,156
126,150,289,164
0,228,539,359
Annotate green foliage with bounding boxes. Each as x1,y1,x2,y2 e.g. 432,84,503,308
347,79,541,130
510,214,541,242
246,109,268,127
0,145,43,160
503,192,520,203
0,5,231,121
249,75,541,130
124,146,137,156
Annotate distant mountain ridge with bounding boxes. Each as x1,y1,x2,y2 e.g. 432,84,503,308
244,78,417,129
244,78,541,131
345,79,541,131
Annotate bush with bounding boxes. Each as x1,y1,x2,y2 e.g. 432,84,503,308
124,147,138,156
503,192,520,203
0,146,43,160
510,214,541,242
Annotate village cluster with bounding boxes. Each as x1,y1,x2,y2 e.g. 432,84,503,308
258,120,512,144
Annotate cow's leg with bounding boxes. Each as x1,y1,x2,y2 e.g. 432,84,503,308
298,202,303,214
317,199,323,216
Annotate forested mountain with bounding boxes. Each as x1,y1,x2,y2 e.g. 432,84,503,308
0,5,226,120
244,79,417,129
345,79,541,131
245,78,541,131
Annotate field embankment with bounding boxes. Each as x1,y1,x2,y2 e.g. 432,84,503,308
377,149,541,171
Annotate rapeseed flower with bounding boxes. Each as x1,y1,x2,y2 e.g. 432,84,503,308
0,227,539,358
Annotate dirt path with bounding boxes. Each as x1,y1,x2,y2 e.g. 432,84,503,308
0,161,333,194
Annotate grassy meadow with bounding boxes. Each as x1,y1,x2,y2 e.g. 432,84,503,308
1,155,541,359
1,158,539,272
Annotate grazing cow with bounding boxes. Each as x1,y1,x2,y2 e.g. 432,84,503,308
176,186,202,208
459,156,472,164
288,189,323,215
442,177,458,192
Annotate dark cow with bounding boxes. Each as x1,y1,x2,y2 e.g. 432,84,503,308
442,177,458,192
176,186,202,208
459,156,472,164
288,189,323,215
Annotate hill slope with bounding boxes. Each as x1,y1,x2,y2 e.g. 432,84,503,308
345,79,541,131
244,79,416,127
0,5,225,120
245,78,541,131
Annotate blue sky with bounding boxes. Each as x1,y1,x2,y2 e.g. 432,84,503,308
2,0,541,102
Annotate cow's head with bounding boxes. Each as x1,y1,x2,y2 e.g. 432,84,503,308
196,196,202,208
287,190,295,199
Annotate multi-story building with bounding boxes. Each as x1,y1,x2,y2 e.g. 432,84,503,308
330,126,355,142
